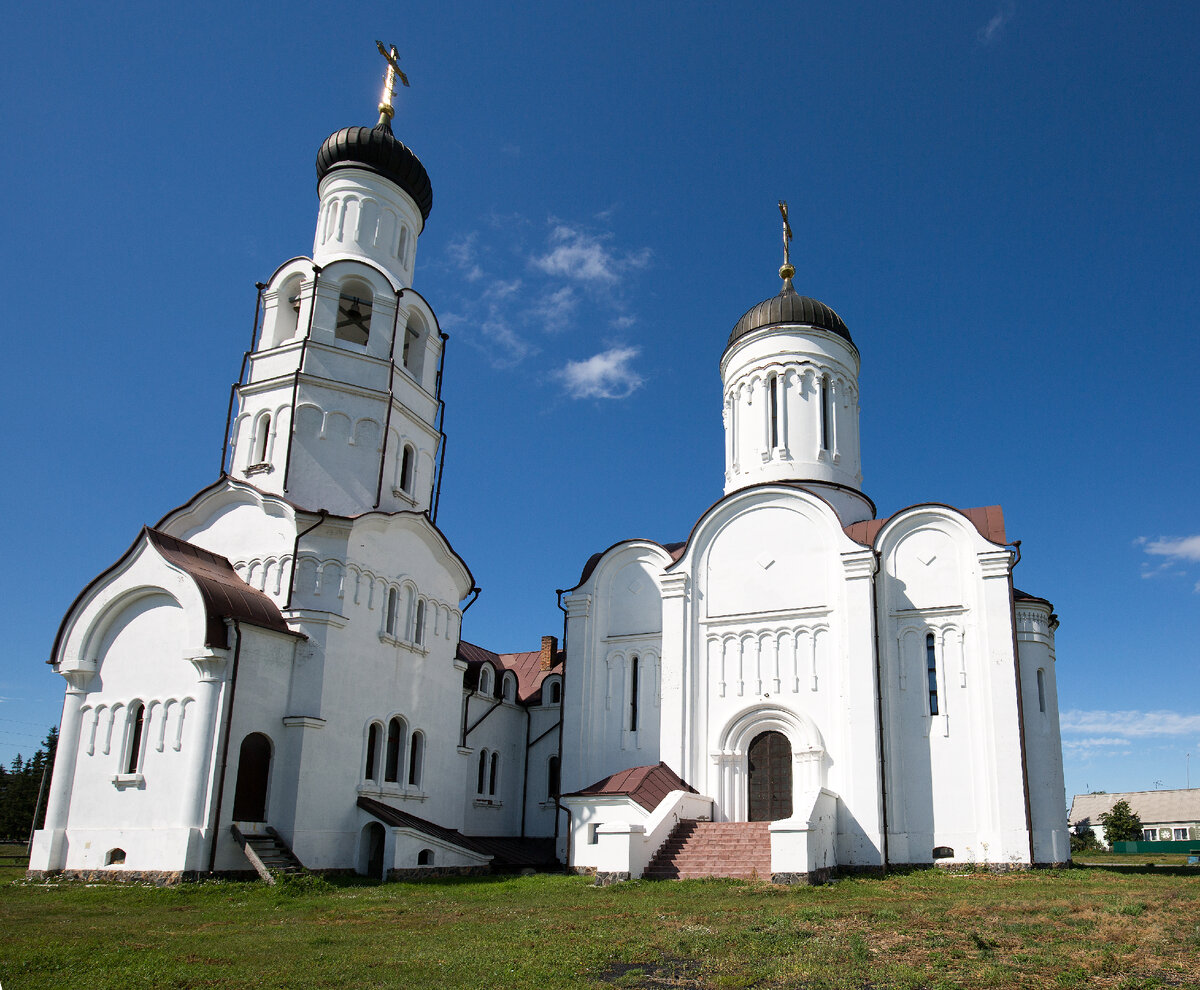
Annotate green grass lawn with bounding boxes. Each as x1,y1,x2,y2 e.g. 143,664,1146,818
2,857,1198,989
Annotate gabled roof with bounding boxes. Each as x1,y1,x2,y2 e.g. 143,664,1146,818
145,530,294,648
457,640,563,704
50,526,298,663
358,796,488,857
1069,789,1200,828
843,504,1007,547
566,762,697,812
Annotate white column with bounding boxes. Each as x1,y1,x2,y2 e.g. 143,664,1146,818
658,572,689,780
182,652,230,829
41,669,95,835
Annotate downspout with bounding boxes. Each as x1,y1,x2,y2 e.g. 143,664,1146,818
1006,540,1036,865
520,701,532,839
553,589,570,864
870,548,890,873
285,510,329,611
282,265,321,494
207,618,244,874
373,288,405,509
431,332,450,523
523,719,562,842
220,281,266,475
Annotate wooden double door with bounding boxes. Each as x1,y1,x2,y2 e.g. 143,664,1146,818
747,730,792,821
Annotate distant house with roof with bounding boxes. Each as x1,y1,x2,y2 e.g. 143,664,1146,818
1069,790,1200,846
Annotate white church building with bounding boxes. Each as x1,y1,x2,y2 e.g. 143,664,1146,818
30,64,1069,884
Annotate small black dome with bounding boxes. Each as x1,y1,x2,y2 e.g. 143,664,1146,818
727,282,853,351
316,120,432,224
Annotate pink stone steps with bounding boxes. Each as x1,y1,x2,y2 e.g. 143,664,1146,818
643,819,772,880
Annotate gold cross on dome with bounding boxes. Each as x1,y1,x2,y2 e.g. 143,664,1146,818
778,200,795,281
376,40,410,124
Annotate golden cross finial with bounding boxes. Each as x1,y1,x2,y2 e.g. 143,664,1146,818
375,40,409,126
778,200,795,282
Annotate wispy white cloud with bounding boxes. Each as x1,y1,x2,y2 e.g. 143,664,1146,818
1143,535,1200,562
1060,709,1200,738
527,286,578,332
1062,737,1132,758
554,346,643,399
978,4,1015,46
531,224,651,285
1136,533,1200,589
446,233,484,283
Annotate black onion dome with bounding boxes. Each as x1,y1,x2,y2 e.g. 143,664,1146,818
316,120,432,223
727,281,853,351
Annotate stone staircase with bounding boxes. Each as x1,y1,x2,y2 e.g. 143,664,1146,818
643,820,772,880
231,824,306,883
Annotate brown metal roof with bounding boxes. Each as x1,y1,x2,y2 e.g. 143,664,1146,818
567,762,696,812
146,529,294,648
457,640,563,704
843,503,1008,548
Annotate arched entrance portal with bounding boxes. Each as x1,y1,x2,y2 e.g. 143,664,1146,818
232,732,272,822
748,730,792,821
359,822,386,878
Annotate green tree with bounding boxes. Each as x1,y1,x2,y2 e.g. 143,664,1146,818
1098,799,1143,844
0,727,57,841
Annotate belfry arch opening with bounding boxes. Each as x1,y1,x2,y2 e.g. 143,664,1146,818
335,278,373,345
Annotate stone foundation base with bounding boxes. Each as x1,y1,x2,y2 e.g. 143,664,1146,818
384,865,490,881
771,867,834,885
25,869,197,886
593,871,632,886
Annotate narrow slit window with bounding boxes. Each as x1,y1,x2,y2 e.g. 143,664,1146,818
926,633,939,716
629,656,640,732
488,752,499,796
768,374,779,449
253,414,271,464
384,717,403,782
477,750,488,795
125,702,145,774
548,680,561,705
820,376,832,451
400,445,415,495
364,722,380,781
414,600,426,645
547,756,560,799
1036,668,1046,713
385,588,399,637
407,731,424,787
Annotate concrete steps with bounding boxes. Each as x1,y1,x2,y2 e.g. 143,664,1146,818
232,824,305,882
643,819,771,880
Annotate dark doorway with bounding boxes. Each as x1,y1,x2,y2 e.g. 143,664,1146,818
361,822,386,878
232,732,272,821
748,730,792,821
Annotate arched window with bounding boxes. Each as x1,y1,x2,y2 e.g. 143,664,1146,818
926,633,939,716
477,749,489,795
400,445,415,495
489,752,499,796
629,656,640,732
478,665,493,696
124,702,146,775
1036,668,1047,713
547,755,560,799
364,722,381,781
335,279,373,345
820,376,832,451
397,225,410,265
384,716,404,783
414,600,426,645
252,413,271,465
548,679,561,705
502,673,515,703
385,587,399,637
407,730,424,787
106,848,126,866
417,848,434,866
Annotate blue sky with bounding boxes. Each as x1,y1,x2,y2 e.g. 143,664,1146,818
1,2,1197,806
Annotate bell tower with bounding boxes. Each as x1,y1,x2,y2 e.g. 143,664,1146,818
719,202,872,525
223,44,445,518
